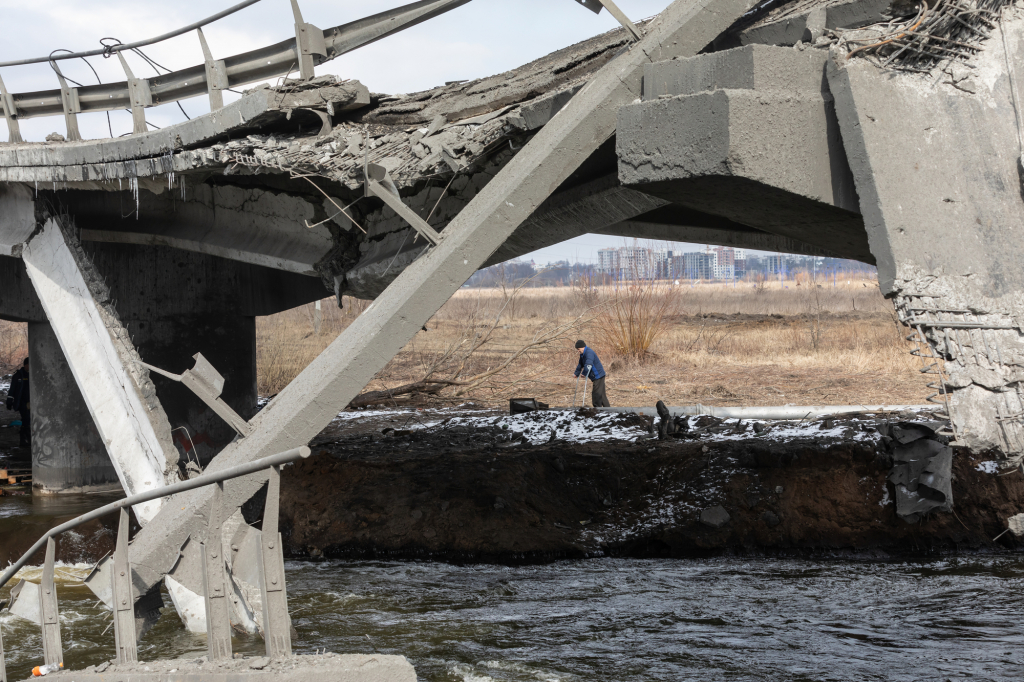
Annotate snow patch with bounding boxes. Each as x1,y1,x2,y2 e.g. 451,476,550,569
975,461,999,474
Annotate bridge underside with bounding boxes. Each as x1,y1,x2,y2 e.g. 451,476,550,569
1,0,1022,642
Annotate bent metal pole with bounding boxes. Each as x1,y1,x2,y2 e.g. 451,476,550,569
0,445,310,592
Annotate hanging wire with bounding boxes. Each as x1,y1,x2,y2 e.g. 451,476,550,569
101,37,191,123
47,49,114,138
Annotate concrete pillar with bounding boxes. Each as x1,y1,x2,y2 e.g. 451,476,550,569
130,315,256,467
82,243,262,469
28,321,121,494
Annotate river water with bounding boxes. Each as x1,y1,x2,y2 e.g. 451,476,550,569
1,498,1023,680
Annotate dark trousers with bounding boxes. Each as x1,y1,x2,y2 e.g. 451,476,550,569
591,377,610,407
18,407,30,446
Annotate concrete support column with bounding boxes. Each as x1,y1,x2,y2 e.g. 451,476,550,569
131,315,257,467
28,321,121,494
82,242,262,470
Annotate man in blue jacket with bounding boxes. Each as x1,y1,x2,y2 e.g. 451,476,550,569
574,340,609,407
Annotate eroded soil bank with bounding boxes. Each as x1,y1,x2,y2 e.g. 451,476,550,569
279,408,1024,561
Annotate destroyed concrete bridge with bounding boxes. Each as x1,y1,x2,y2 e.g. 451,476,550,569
0,0,1022,642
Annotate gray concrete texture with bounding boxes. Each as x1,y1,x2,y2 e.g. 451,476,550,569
23,653,416,682
826,15,1024,459
29,321,120,493
617,44,868,261
122,0,761,623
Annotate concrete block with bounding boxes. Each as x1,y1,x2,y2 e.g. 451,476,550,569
619,45,867,261
643,44,829,99
701,505,731,528
737,0,896,47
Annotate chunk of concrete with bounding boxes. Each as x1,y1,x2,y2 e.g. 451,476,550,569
619,45,868,262
737,0,897,47
700,505,731,528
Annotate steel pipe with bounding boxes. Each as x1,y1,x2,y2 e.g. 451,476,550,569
0,445,310,592
596,404,935,419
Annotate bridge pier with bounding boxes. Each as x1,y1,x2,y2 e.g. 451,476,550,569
28,321,120,494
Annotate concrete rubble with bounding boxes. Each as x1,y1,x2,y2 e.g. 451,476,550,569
27,653,416,682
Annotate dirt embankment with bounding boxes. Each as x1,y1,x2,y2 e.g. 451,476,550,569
279,414,1024,561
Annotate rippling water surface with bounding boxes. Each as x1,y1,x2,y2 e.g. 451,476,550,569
2,555,1023,681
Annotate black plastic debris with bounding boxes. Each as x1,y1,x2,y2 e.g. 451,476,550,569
509,398,549,415
880,421,953,523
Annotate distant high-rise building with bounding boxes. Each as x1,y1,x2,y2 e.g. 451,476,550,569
766,254,787,275
597,248,620,276
713,246,735,280
682,252,715,280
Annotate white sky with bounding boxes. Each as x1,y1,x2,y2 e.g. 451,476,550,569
0,0,805,264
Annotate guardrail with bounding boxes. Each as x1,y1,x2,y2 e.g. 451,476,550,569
0,445,310,676
0,0,473,142
0,0,644,145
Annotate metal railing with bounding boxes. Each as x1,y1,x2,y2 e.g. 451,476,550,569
0,0,645,144
0,445,310,676
0,0,473,142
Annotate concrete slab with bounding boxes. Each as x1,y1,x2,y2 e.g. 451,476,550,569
19,653,416,682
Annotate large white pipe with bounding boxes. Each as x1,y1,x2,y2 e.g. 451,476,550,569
596,404,935,420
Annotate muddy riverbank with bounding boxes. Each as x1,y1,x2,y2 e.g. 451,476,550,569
278,408,1024,561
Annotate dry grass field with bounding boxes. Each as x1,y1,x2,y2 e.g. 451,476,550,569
257,275,932,409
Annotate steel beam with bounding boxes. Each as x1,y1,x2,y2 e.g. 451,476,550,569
126,0,759,607
112,509,138,664
257,466,291,658
197,28,228,111
0,74,22,143
201,483,233,660
4,0,473,122
39,538,62,667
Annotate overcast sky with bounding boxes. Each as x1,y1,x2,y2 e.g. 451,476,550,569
0,0,769,263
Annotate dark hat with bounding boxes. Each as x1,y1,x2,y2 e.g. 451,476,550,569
575,340,586,349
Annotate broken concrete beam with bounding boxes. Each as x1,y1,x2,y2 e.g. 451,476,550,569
0,79,369,171
827,19,1024,461
125,0,761,621
618,44,870,262
69,184,334,277
597,204,844,257
22,218,178,522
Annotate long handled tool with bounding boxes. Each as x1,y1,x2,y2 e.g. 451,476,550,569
573,364,598,405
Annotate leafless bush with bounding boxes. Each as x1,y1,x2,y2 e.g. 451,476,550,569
599,276,676,364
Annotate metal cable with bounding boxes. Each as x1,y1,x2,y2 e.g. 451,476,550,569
46,49,114,138
0,0,266,67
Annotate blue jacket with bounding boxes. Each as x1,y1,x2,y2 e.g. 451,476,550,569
574,347,606,381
